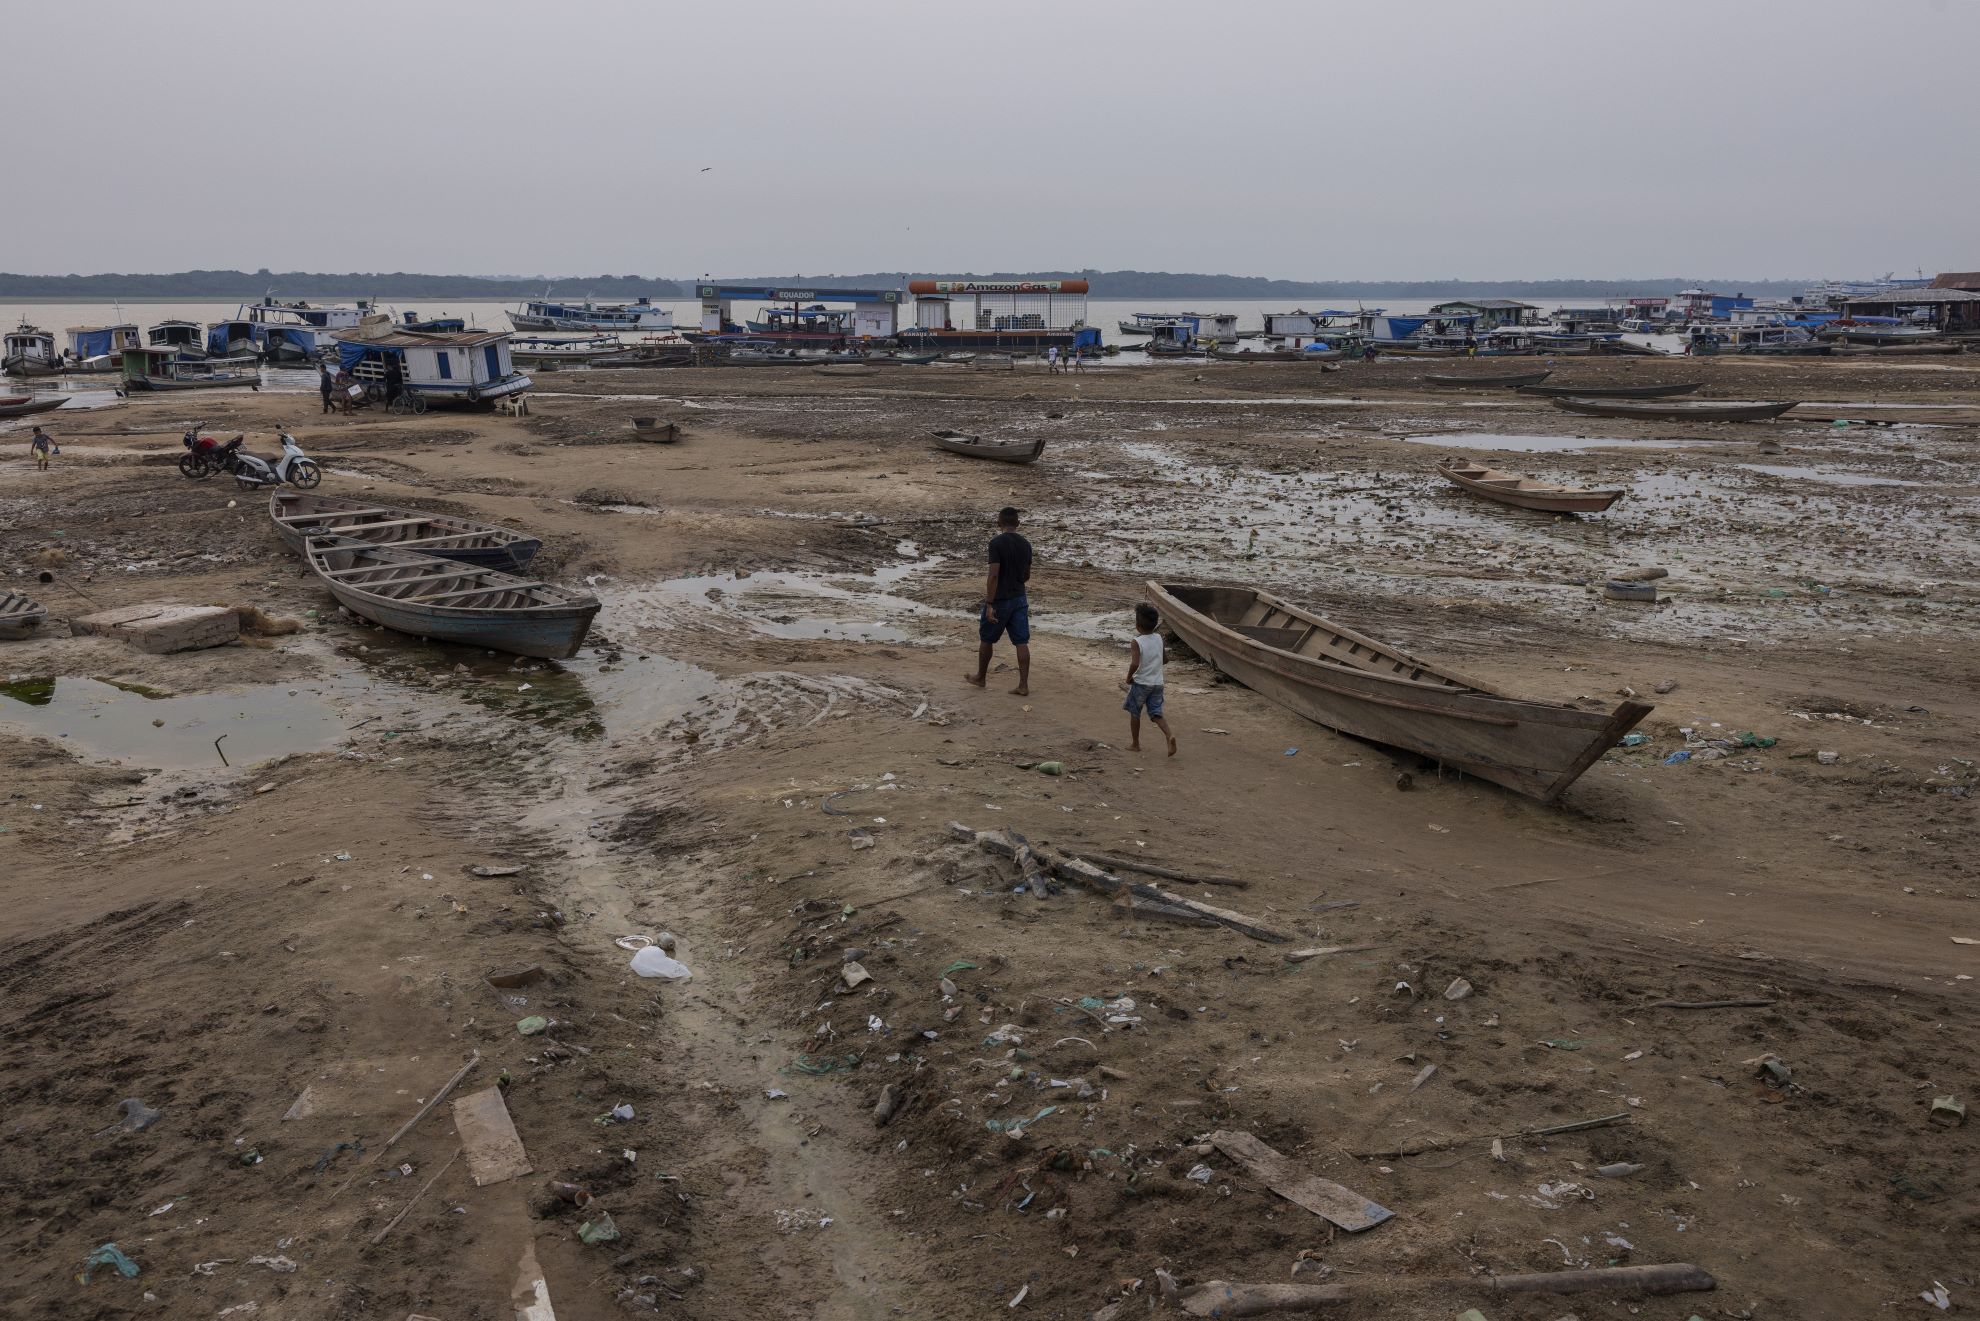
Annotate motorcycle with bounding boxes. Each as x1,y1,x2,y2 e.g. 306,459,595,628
229,429,323,491
178,420,242,479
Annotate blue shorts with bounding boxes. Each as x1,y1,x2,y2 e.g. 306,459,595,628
980,594,1030,645
1124,682,1164,718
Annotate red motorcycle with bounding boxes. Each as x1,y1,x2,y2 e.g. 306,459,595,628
178,420,245,480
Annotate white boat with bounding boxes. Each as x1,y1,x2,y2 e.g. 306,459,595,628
511,296,673,332
239,295,368,361
331,327,532,406
3,320,61,374
1117,311,1240,343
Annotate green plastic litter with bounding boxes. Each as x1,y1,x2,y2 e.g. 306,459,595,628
517,1016,549,1035
940,960,978,976
578,1211,619,1244
984,1105,1058,1133
1735,732,1778,748
1542,1038,1585,1051
783,1052,862,1076
79,1243,139,1283
1079,996,1105,1011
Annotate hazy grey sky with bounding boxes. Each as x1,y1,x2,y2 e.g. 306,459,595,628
7,0,1975,280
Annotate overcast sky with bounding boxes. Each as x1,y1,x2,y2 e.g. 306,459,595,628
6,0,1974,281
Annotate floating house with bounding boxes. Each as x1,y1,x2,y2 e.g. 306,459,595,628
2,320,60,373
689,284,901,345
1838,288,1980,335
332,328,531,407
146,319,207,357
1261,309,1363,345
1427,299,1538,330
1116,311,1239,342
510,296,672,332
66,322,141,363
900,278,1100,352
237,296,368,361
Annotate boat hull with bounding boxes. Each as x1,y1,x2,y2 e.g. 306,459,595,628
0,396,68,418
931,431,1045,464
1422,370,1552,388
307,540,597,660
320,582,595,658
0,590,47,640
1147,581,1650,801
1437,464,1623,513
271,493,539,572
1517,381,1703,399
122,374,259,392
1549,397,1797,422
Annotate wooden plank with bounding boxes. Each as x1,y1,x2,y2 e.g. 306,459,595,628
1208,1129,1393,1232
1047,856,1292,943
413,582,547,604
452,1085,532,1186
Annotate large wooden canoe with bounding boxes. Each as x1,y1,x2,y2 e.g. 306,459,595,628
271,492,540,572
1517,381,1702,399
1829,342,1964,357
306,538,598,659
1436,462,1623,513
931,430,1046,464
0,394,68,418
1210,346,1344,362
1548,396,1797,422
1147,581,1650,801
0,590,47,640
1422,369,1552,388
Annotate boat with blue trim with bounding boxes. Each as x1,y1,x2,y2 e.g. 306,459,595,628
510,296,672,332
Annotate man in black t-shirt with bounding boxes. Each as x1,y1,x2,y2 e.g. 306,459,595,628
966,506,1032,696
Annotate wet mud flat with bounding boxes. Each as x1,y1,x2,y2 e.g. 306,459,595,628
0,361,1976,1319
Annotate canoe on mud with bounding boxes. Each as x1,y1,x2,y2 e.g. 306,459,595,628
1422,370,1552,388
1209,346,1344,362
0,590,47,639
0,394,68,418
305,538,597,659
273,492,540,572
931,430,1046,464
1146,581,1651,801
1516,381,1703,399
1436,461,1624,513
1548,396,1797,422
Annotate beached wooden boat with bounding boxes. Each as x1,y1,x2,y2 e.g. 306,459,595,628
305,538,598,659
1548,396,1797,422
0,394,68,418
1829,342,1964,357
1517,381,1703,399
1147,581,1650,801
121,372,259,392
1370,344,1461,357
272,492,539,572
0,590,47,640
1210,346,1344,363
931,430,1046,464
1436,462,1624,513
1422,370,1552,389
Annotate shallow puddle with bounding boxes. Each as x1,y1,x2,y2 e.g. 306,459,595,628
1400,432,1719,453
0,676,348,769
606,549,953,644
1736,463,1926,487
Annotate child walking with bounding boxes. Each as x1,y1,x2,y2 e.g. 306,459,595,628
1122,602,1177,756
29,425,56,471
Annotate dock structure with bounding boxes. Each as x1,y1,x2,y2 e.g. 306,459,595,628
900,278,1100,352
691,284,903,346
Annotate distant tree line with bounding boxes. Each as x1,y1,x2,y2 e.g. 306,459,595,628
0,267,1813,301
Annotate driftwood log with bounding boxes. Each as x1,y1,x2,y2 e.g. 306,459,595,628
1178,1263,1716,1316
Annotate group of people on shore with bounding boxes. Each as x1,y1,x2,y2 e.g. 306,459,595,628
963,506,1176,756
1043,346,1088,374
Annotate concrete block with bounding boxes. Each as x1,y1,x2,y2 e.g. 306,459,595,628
72,603,238,654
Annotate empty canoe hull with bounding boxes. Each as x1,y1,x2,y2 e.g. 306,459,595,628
1517,381,1703,399
1147,581,1650,801
306,539,597,659
0,591,47,639
931,431,1046,464
271,493,540,572
1422,370,1552,388
1548,397,1797,422
0,395,68,418
1437,464,1624,513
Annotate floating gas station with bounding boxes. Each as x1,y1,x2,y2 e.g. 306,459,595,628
686,278,1098,352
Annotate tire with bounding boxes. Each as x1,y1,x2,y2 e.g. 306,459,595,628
388,394,411,415
235,470,264,492
289,460,323,489
178,452,210,480
364,381,385,403
408,392,427,415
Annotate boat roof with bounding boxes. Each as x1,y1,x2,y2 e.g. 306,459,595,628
1843,288,1980,305
334,330,513,348
1432,298,1537,310
66,323,137,333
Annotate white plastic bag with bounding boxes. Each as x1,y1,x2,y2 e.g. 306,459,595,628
629,946,692,981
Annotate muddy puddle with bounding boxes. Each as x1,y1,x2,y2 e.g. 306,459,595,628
0,675,348,768
604,543,955,644
1736,463,1928,486
1400,431,1721,453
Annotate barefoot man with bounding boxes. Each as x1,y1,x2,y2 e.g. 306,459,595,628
966,506,1032,696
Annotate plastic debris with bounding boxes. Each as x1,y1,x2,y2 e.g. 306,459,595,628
1923,1281,1952,1310
577,1211,619,1245
516,1016,549,1036
1816,750,1840,765
1929,1096,1965,1127
247,1255,298,1273
1185,1163,1215,1183
1596,1162,1645,1178
96,1098,163,1136
1540,1038,1585,1051
1444,977,1473,1000
596,1104,635,1125
1619,733,1651,747
629,947,693,981
1734,732,1777,748
1283,747,1300,757
1662,749,1691,765
941,960,979,977
79,1243,139,1284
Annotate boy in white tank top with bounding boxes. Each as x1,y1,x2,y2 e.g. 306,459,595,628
1121,602,1177,756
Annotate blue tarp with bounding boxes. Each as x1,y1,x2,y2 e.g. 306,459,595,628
72,328,115,357
1382,316,1430,340
1303,341,1333,352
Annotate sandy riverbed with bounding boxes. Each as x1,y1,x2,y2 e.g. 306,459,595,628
1,352,1976,1319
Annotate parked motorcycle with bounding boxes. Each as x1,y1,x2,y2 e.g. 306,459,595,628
230,429,323,491
178,420,241,479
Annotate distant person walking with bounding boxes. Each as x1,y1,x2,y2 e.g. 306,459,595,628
1121,601,1176,756
29,425,56,471
319,362,336,414
965,506,1032,696
1046,345,1060,374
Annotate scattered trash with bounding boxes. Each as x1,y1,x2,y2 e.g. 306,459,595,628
1596,1162,1645,1179
941,960,979,977
1208,1129,1393,1232
312,1140,363,1174
1734,732,1777,748
985,1105,1058,1135
1008,1283,1029,1308
1283,747,1299,757
1816,750,1840,765
766,1088,789,1100
1540,1038,1586,1051
1951,937,1979,946
1619,733,1651,748
848,828,875,850
95,1097,162,1136
1922,1281,1952,1310
1929,1095,1965,1127
597,1104,635,1124
1444,977,1473,1001
578,1211,620,1245
78,1244,140,1284
629,947,693,981
246,1255,298,1273
1662,750,1691,765
454,1086,533,1187
1409,1064,1438,1092
842,961,874,990
516,1016,549,1036
1186,1163,1215,1183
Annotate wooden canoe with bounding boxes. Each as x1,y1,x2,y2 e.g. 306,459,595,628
0,590,47,640
0,394,68,418
1548,396,1797,422
272,492,540,572
305,538,598,659
1829,342,1964,357
1210,346,1344,363
1436,462,1624,513
1147,581,1650,802
931,430,1046,464
121,373,258,392
1517,381,1703,399
1422,370,1552,388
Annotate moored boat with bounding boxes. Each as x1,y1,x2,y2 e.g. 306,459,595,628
1517,381,1703,399
1548,396,1797,422
1436,462,1624,513
931,430,1047,464
1147,581,1651,801
1829,342,1964,357
305,538,598,659
271,492,540,572
3,321,61,375
119,347,259,392
0,590,48,639
0,394,69,418
1209,345,1343,362
511,296,672,333
1422,370,1552,388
